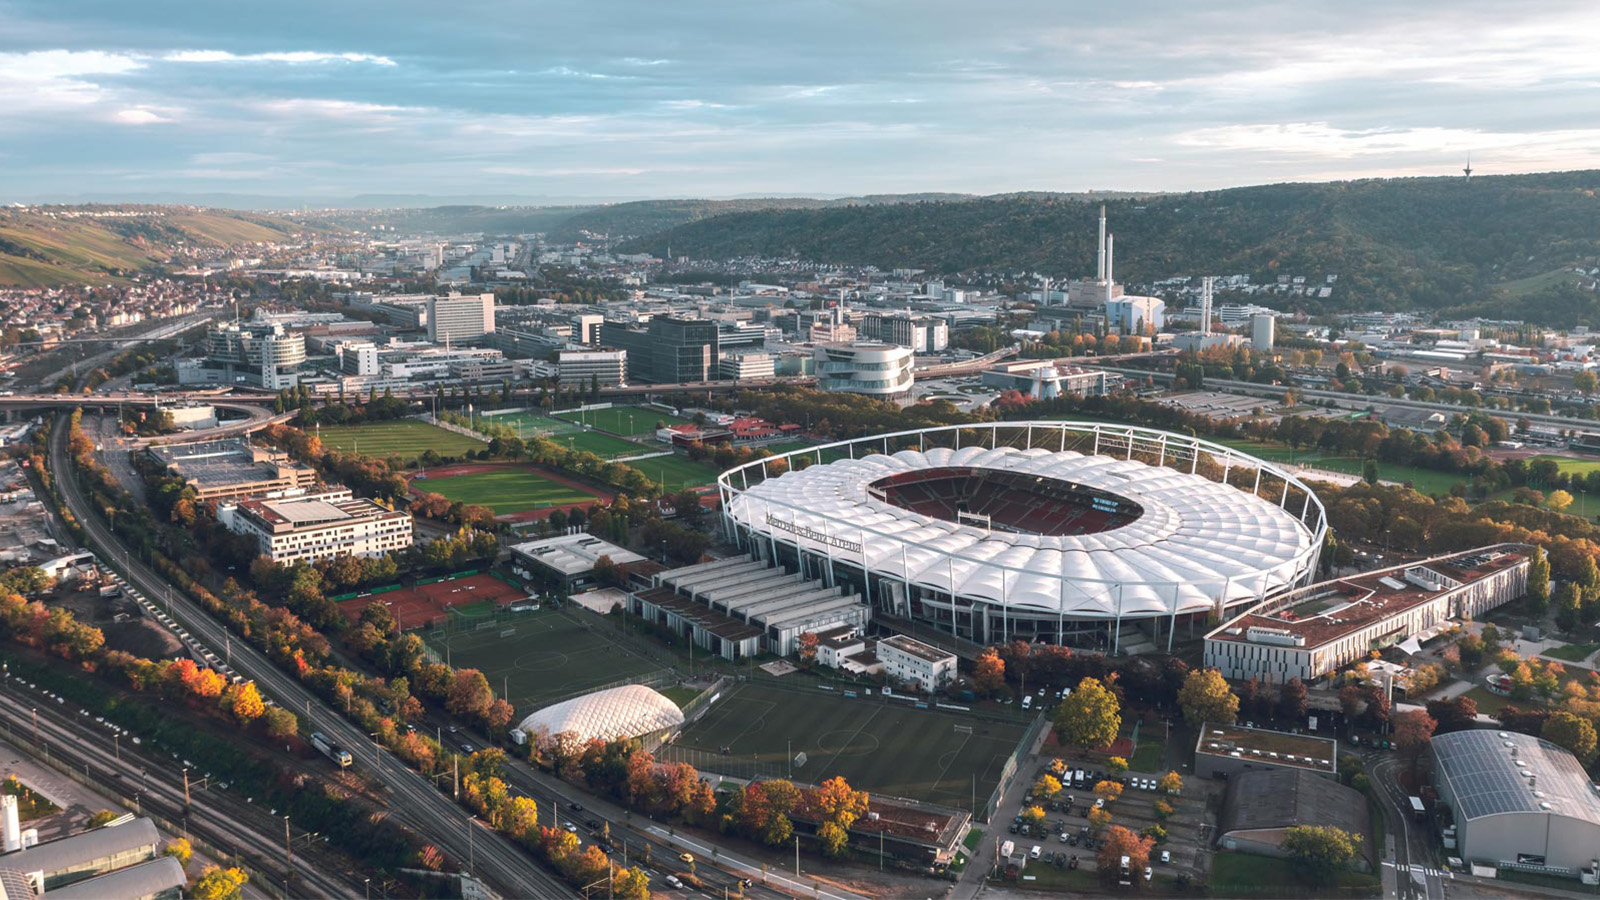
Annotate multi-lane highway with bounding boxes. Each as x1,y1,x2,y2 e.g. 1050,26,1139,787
0,674,357,897
48,414,580,899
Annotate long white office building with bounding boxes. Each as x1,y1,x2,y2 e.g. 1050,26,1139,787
218,487,414,564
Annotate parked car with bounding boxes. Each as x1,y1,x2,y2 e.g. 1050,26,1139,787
1160,850,1171,864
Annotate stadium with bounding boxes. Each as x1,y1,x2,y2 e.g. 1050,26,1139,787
717,422,1328,653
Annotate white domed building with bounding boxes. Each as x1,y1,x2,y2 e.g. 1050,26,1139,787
512,685,684,750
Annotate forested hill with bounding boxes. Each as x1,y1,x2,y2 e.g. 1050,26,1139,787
621,171,1600,321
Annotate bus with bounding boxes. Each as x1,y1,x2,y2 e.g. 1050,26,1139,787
1408,795,1426,822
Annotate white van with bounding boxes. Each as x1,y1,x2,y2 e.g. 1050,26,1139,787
1022,695,1033,710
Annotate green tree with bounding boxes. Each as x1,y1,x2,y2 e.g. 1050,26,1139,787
1556,581,1583,632
1178,668,1239,727
1106,756,1129,777
163,837,193,867
1547,489,1575,512
228,682,265,724
1575,370,1597,395
1054,676,1121,753
192,866,250,900
1362,458,1379,485
1282,825,1359,885
1526,548,1551,612
1542,711,1599,764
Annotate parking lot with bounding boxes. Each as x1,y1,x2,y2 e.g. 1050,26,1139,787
996,758,1217,889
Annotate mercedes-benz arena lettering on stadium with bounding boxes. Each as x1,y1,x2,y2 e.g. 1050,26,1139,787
718,422,1328,653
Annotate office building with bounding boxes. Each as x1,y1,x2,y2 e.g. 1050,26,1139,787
557,349,627,387
426,293,496,344
339,342,380,376
571,314,604,345
1205,545,1529,685
814,342,914,399
877,634,957,691
179,319,306,389
599,317,720,383
217,487,413,564
719,351,775,381
145,439,318,504
864,313,949,353
981,360,1110,399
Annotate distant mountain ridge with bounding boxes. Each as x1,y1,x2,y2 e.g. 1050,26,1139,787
620,172,1600,322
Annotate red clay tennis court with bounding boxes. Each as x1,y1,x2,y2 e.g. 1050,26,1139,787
336,573,528,630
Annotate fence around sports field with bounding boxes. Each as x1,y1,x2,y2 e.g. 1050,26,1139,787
333,570,531,631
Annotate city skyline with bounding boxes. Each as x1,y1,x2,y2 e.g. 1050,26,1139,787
3,0,1600,204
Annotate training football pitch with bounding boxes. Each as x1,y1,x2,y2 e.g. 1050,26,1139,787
315,420,486,461
555,405,690,435
414,466,599,515
422,610,668,710
481,411,655,459
626,454,723,491
670,682,1028,809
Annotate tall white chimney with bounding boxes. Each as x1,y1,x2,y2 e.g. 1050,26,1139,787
2,794,20,853
1201,276,1214,336
1105,234,1115,305
1096,204,1107,281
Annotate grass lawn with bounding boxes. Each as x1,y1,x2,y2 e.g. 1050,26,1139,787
1527,455,1600,477
1126,720,1166,772
1004,864,1098,891
624,453,723,491
479,411,580,437
316,420,485,461
963,828,985,851
422,609,666,710
670,681,1029,809
2,776,60,821
556,405,690,435
1208,851,1380,898
1461,685,1513,716
1542,641,1600,663
548,429,656,459
658,685,704,709
418,467,596,515
1209,437,1468,495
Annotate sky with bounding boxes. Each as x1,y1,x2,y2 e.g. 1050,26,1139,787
3,0,1600,206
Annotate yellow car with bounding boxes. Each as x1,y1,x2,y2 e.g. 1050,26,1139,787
679,852,695,864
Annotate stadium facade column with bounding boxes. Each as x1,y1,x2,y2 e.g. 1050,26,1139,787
860,528,870,607
1168,582,1180,653
947,556,958,638
1113,583,1123,655
1280,477,1290,509
1157,433,1168,468
1252,466,1262,497
1191,441,1200,475
820,518,836,588
900,543,911,619
1060,426,1068,452
1001,568,1010,644
1026,423,1033,451
1092,427,1100,456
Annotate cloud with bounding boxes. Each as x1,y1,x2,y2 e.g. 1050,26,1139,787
164,50,396,66
1174,122,1600,168
621,57,672,67
112,107,175,125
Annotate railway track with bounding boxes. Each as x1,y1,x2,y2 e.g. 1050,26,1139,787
49,415,579,898
0,678,357,898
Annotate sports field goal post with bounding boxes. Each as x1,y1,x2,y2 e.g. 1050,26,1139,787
953,724,974,735
956,511,992,533
793,751,808,769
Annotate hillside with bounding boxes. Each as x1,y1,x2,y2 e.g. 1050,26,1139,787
317,194,982,242
0,207,313,287
620,172,1600,322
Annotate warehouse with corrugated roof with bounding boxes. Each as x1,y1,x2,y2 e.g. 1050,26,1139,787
1432,730,1600,875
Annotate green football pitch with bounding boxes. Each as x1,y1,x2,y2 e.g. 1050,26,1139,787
480,411,655,459
422,610,668,710
669,682,1028,809
555,405,690,435
413,466,599,515
314,420,486,461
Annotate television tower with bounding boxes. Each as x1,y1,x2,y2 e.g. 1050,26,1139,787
1463,152,1473,180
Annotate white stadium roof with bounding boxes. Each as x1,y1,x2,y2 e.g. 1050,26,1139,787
721,427,1321,622
514,685,684,747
